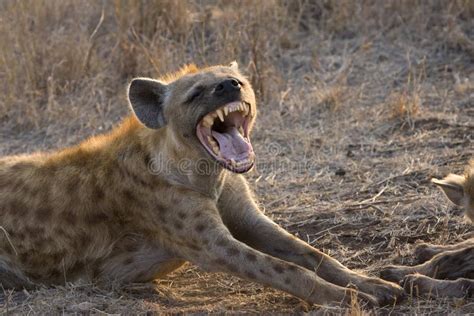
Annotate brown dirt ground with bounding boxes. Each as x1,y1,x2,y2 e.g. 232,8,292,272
1,1,473,315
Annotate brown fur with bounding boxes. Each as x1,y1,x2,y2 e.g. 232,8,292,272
0,63,403,307
381,161,474,298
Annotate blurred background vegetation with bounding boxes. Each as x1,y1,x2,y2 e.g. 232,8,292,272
0,0,472,129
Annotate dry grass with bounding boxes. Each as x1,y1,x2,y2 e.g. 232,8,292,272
1,0,473,314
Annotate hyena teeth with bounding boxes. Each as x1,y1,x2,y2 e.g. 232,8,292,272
216,109,224,122
243,103,249,116
223,107,229,116
207,136,219,154
203,116,214,127
202,120,211,128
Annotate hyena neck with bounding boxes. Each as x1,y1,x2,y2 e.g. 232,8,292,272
137,118,227,200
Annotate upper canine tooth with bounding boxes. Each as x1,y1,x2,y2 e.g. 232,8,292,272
216,109,224,122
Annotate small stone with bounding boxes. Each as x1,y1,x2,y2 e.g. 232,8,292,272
335,168,346,176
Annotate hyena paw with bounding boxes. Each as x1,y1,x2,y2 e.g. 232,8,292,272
402,274,428,296
353,290,379,309
414,243,438,263
337,288,378,309
379,265,413,283
403,274,474,298
355,277,405,306
309,285,377,308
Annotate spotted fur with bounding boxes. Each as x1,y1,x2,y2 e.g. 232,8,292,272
0,63,403,307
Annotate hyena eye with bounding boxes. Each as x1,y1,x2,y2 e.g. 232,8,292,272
186,86,205,103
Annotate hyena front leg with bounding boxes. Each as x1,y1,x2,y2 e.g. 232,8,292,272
168,196,378,307
414,238,474,263
218,175,404,306
381,246,474,282
402,274,473,298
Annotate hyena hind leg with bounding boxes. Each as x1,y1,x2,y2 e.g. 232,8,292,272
403,274,473,298
0,257,35,290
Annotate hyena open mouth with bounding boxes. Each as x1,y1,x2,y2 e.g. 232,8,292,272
196,101,254,173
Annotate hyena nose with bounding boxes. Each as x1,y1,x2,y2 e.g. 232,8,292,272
214,78,241,95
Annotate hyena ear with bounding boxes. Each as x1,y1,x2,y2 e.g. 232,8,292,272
432,174,466,206
229,61,239,72
128,78,168,129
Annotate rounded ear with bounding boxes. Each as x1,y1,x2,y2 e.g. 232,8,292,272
229,61,239,72
128,78,168,129
432,174,465,206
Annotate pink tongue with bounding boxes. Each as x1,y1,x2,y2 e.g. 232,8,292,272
212,127,253,161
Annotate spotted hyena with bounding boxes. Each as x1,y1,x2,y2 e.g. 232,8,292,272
0,62,403,307
381,161,474,298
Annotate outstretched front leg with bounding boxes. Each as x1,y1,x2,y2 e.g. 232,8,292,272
380,246,474,282
217,175,404,306
161,190,377,307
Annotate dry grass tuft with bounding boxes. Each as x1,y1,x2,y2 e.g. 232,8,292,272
389,91,421,122
312,83,347,112
387,59,425,127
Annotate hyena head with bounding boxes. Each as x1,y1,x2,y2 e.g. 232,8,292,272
127,62,257,173
432,160,474,223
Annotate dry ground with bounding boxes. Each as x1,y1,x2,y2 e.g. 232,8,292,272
0,1,473,314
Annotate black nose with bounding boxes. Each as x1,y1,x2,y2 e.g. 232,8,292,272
214,78,241,94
